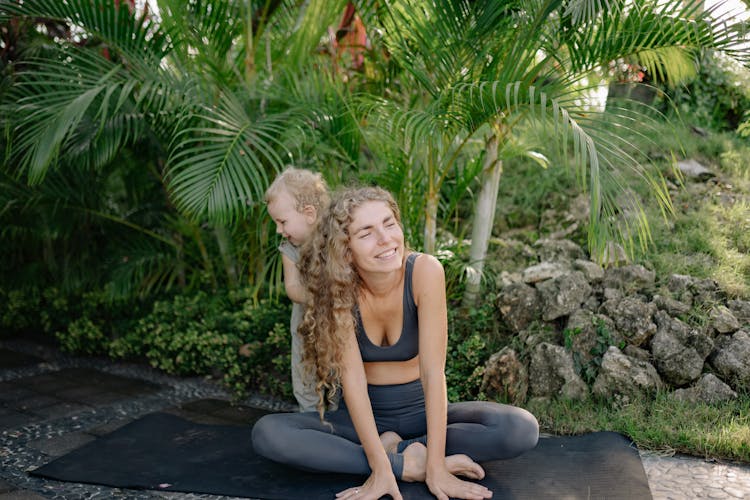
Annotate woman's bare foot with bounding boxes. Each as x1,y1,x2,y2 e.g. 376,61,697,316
379,431,402,454
401,443,485,482
401,442,427,482
445,454,485,480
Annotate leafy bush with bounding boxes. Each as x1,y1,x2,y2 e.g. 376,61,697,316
563,318,621,386
445,301,500,401
57,318,108,355
105,289,293,399
665,53,750,132
0,288,42,335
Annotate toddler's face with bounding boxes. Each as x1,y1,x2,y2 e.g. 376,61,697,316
267,189,316,246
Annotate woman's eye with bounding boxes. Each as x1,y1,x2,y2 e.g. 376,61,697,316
359,232,371,239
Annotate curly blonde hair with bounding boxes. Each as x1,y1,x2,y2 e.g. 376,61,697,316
264,167,330,212
298,186,402,418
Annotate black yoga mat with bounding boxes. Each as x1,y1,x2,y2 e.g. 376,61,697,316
31,412,652,499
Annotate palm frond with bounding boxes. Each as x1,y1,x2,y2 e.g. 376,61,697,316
0,0,170,69
3,46,177,183
165,90,295,223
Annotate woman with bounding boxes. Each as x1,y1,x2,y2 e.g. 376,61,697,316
252,187,538,500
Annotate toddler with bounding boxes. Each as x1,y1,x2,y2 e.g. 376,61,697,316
265,167,330,412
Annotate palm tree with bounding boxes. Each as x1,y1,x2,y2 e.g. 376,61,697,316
357,0,748,305
0,0,360,296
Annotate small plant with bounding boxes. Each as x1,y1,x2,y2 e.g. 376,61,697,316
445,302,500,402
56,318,108,355
564,318,619,386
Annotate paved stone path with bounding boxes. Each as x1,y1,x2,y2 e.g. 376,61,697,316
2,339,750,499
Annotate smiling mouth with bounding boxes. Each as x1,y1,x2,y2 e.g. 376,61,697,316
376,248,397,259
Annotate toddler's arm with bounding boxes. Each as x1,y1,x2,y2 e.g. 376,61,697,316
281,253,307,304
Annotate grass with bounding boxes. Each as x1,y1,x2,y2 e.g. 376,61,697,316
487,115,750,462
527,392,750,462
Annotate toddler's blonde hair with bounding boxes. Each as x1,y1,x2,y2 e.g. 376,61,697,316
265,167,330,212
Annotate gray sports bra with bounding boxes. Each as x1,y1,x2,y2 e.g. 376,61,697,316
355,253,420,362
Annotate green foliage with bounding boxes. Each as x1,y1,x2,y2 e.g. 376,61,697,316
563,318,622,386
106,289,293,399
57,318,107,355
665,53,750,132
445,301,500,402
528,390,750,462
236,323,294,399
640,131,750,298
0,288,42,336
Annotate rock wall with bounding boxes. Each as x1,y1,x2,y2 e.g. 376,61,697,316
483,238,749,405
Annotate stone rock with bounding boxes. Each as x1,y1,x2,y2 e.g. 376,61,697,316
592,346,664,398
666,274,720,303
603,287,624,301
519,324,560,350
497,271,523,288
565,310,621,366
669,276,722,305
671,373,737,405
602,264,656,292
623,345,651,363
692,278,720,295
534,238,586,263
677,159,715,181
573,259,605,282
567,194,590,222
710,305,741,334
480,347,528,405
653,294,691,317
600,296,657,347
727,299,750,325
650,311,713,386
581,295,601,312
497,283,542,333
601,242,629,267
529,343,589,400
536,271,592,321
667,274,694,294
709,330,750,389
487,238,537,275
521,262,569,284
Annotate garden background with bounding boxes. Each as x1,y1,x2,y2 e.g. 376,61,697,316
1,0,749,462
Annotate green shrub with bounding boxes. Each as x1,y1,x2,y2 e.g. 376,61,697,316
236,322,294,399
56,317,108,355
563,318,621,386
0,288,43,335
445,302,500,402
110,289,293,399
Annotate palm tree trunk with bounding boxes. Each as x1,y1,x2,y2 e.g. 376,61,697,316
423,188,438,254
462,133,500,307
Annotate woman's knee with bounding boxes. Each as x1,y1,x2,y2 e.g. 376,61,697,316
511,406,539,452
251,414,284,459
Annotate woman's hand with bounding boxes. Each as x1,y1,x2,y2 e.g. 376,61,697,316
336,469,403,500
426,467,493,500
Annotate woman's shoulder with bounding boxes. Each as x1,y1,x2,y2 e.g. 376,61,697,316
410,253,445,286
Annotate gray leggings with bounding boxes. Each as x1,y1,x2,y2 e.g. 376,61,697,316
251,379,538,479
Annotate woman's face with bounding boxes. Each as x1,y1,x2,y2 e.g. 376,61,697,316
347,200,404,274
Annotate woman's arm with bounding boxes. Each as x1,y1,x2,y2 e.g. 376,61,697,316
414,255,492,500
337,327,402,499
413,254,450,474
